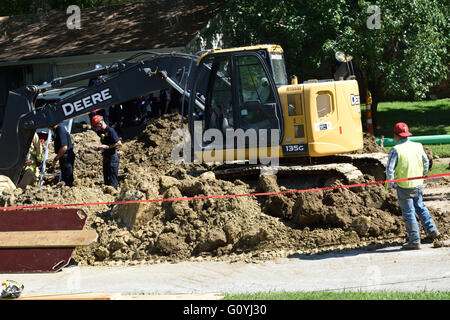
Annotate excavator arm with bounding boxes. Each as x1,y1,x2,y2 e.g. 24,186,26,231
0,52,202,184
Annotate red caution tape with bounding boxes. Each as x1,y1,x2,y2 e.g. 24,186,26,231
1,173,449,211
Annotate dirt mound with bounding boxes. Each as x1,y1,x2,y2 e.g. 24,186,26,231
354,132,386,154
2,113,448,266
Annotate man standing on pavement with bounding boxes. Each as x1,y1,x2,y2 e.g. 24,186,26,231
49,122,75,187
385,122,440,250
91,115,122,189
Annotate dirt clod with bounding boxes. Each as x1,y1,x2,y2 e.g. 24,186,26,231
2,113,448,266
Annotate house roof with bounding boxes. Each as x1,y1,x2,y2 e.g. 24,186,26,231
0,0,222,63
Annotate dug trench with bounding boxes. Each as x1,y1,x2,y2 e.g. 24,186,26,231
1,113,448,266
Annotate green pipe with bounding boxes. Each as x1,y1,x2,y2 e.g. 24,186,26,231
376,135,450,147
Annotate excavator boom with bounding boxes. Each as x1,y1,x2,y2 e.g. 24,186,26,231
0,52,199,184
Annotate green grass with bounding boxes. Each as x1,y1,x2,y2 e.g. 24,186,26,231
429,163,450,175
425,144,450,158
371,98,450,137
385,145,450,159
364,98,450,158
224,290,450,300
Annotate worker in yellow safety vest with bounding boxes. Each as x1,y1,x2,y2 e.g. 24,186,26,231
17,133,43,188
385,122,440,250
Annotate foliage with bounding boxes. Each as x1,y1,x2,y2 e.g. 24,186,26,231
324,0,449,102
206,0,449,102
2,0,448,103
374,98,450,137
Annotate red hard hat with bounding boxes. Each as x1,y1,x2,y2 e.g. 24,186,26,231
91,115,103,127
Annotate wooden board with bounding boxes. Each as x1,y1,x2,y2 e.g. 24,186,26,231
15,293,121,300
0,209,90,273
15,293,224,300
0,230,97,248
0,209,87,232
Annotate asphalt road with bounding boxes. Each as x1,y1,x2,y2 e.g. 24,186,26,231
3,241,449,297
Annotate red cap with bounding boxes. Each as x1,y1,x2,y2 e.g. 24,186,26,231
91,115,103,127
394,122,412,137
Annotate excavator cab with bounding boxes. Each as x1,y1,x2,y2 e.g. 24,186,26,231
188,45,285,163
187,44,364,166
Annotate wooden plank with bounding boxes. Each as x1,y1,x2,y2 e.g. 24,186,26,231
0,209,87,232
0,230,97,248
15,293,121,300
15,293,224,300
0,209,90,273
0,248,74,273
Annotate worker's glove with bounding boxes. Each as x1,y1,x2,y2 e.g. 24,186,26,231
1,280,24,299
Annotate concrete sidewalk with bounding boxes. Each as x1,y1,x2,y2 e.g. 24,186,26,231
2,242,449,297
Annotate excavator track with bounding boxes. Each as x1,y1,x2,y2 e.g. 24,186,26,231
213,152,388,187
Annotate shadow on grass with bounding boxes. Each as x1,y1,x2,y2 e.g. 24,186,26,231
375,103,450,137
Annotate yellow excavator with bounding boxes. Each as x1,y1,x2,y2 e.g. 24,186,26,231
0,44,390,273
0,44,386,186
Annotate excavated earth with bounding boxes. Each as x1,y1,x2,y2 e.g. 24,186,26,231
1,113,448,266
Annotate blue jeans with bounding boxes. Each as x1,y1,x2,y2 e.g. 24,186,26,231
396,185,438,244
103,153,120,190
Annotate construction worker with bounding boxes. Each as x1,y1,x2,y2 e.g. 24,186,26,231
48,123,75,187
385,122,440,250
91,115,122,189
17,133,43,188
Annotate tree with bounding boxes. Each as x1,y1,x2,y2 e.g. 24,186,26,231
205,0,449,131
323,0,448,129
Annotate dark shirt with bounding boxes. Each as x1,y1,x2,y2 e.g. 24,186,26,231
53,125,73,155
99,125,120,157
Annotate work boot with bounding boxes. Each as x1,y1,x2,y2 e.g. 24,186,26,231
423,231,441,244
401,242,420,250
428,231,441,240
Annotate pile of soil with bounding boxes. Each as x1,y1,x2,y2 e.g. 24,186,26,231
1,113,448,266
355,132,386,154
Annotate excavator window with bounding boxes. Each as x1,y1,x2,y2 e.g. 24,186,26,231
268,52,288,87
316,91,333,118
205,58,234,134
236,55,278,131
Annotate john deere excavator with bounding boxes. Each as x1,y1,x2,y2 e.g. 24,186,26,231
0,44,387,187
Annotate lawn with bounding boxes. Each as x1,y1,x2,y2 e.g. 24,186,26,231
224,290,450,300
371,98,450,137
363,98,450,158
